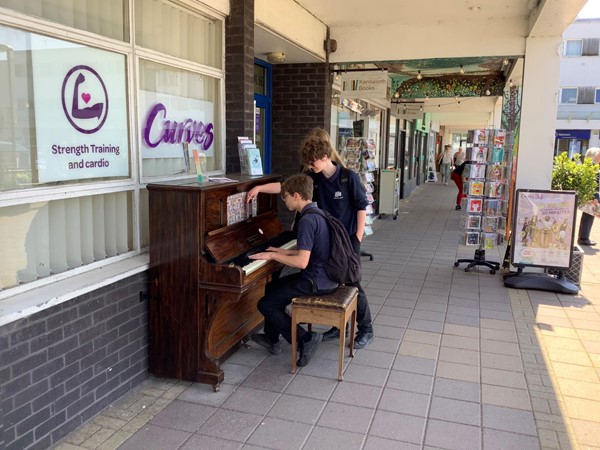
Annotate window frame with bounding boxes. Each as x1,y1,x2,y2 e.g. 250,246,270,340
563,39,583,57
559,87,578,104
595,88,600,104
0,1,226,297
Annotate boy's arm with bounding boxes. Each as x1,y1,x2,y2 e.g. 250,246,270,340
247,182,282,202
249,249,310,269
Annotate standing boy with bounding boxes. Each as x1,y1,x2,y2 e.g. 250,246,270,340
247,128,375,349
249,174,338,367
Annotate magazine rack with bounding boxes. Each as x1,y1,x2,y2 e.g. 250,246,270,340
454,129,512,275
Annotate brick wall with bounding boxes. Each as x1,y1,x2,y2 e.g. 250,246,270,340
224,0,255,173
271,63,332,225
0,272,149,450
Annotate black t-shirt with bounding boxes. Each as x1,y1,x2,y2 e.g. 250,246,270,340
453,162,466,176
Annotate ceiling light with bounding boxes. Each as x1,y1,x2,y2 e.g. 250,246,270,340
468,6,481,11
419,105,423,111
438,104,441,110
417,71,422,80
503,58,509,65
509,79,513,87
394,90,400,99
454,92,459,100
459,65,465,75
266,52,286,64
425,93,429,101
485,89,491,96
457,101,461,108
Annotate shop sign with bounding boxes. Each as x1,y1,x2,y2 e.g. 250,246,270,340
555,129,590,140
31,37,129,182
340,71,389,100
392,102,423,120
140,91,215,159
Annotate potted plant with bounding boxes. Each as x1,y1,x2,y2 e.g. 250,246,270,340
550,151,599,284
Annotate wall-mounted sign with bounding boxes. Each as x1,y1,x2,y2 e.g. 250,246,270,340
391,102,424,120
511,189,577,270
31,36,129,182
340,71,389,100
555,129,591,140
139,91,215,159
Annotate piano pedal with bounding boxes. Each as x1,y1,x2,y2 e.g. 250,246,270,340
240,337,251,349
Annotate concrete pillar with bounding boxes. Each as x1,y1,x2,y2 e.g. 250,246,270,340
516,35,562,190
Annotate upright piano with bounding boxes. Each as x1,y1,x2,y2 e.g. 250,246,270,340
147,174,294,391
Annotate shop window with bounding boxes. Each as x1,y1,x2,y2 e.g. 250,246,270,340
135,0,222,69
564,39,583,57
559,88,578,104
0,25,130,192
0,0,128,41
139,59,221,178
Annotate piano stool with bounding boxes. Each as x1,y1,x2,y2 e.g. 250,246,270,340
290,286,358,381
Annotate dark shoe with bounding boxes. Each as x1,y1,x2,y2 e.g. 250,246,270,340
455,205,461,210
578,239,597,246
297,332,322,367
250,333,282,355
322,326,350,341
354,331,374,349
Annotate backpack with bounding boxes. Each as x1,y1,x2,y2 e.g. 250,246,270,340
300,208,362,285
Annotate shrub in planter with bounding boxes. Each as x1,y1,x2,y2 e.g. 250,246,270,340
551,151,598,205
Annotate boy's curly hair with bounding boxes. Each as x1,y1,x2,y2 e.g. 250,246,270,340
300,128,345,167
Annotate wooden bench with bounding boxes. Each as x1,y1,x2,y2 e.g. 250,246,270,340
290,286,359,381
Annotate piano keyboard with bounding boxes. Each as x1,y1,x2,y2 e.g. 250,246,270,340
242,239,297,275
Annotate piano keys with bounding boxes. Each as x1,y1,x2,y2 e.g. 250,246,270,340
147,174,289,391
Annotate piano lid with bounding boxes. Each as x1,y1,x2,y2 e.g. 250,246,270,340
205,210,285,264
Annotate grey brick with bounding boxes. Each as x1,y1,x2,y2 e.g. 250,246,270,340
4,373,31,397
9,321,47,346
54,388,82,412
79,323,106,344
32,384,65,411
50,415,82,446
119,361,143,383
15,379,49,407
129,347,147,365
50,361,80,387
66,391,94,418
93,302,119,323
106,311,130,331
119,341,140,360
28,434,52,450
79,393,112,422
63,316,93,338
81,347,107,371
95,374,123,399
80,371,107,396
118,317,141,337
66,342,95,367
12,351,48,376
46,308,79,330
47,335,78,360
107,334,129,354
1,342,29,365
34,410,66,440
94,353,119,376
0,366,10,385
78,297,105,316
32,357,65,383
5,430,33,450
65,366,94,392
4,403,32,428
16,406,51,435
30,329,64,353
0,334,8,351
92,328,119,351
106,359,129,380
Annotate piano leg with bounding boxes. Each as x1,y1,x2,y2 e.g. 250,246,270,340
213,383,220,392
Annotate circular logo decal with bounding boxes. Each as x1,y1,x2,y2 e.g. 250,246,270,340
61,65,109,134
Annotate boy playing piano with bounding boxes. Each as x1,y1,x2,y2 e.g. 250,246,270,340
249,174,337,367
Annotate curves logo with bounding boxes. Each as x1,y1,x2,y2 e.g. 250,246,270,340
61,65,108,134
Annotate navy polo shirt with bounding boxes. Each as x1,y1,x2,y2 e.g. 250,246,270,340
307,163,368,236
296,203,338,291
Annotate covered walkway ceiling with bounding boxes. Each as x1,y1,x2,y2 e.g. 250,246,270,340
254,0,587,130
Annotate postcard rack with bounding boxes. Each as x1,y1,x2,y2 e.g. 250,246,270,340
454,129,513,274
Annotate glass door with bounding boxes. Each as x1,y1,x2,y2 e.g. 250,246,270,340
254,59,272,173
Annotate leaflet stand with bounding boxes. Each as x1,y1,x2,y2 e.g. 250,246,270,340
455,248,500,274
503,267,578,294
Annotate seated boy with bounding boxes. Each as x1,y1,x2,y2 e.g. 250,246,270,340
249,174,338,367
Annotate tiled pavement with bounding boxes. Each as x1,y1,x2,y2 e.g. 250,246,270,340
55,182,600,450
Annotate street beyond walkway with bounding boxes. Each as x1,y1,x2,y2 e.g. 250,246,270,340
55,181,600,450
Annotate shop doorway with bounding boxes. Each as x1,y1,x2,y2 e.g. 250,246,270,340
254,59,272,173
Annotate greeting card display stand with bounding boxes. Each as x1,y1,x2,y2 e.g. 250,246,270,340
454,129,512,275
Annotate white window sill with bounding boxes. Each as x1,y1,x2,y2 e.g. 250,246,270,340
0,254,149,327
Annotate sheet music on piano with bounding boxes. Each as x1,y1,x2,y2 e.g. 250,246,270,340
226,192,257,225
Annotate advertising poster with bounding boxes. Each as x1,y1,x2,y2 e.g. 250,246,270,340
31,35,129,182
511,189,577,269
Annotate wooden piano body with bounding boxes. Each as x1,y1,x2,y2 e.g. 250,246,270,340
147,174,288,390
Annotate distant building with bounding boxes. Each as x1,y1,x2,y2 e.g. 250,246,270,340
556,18,600,156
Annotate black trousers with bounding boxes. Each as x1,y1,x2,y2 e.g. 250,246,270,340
578,212,595,241
349,235,373,333
257,273,335,344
